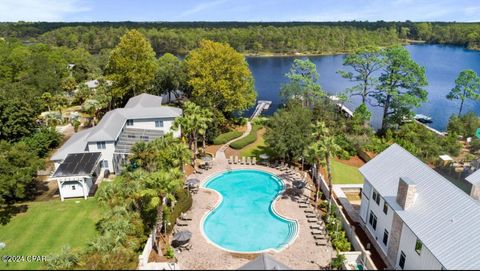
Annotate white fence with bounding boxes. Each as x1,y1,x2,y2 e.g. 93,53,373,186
315,171,377,270
138,229,155,270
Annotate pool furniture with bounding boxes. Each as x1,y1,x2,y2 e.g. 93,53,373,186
176,219,188,226
252,157,257,165
180,213,192,221
228,156,233,164
306,214,317,218
310,225,323,230
299,204,309,208
315,240,327,246
313,235,324,240
304,210,314,213
246,157,252,165
241,157,246,165
311,231,324,235
234,156,239,164
307,219,318,223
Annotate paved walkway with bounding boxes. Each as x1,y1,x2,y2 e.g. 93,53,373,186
215,121,252,162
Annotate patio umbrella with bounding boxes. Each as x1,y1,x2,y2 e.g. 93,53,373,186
292,180,306,190
186,178,200,187
238,254,292,270
201,156,213,162
171,230,192,247
259,153,270,160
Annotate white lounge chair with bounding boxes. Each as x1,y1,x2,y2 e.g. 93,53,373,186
252,157,257,165
234,156,239,164
246,157,252,165
228,156,233,164
241,157,246,165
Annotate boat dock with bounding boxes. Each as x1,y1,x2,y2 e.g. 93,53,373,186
250,100,272,120
329,96,354,118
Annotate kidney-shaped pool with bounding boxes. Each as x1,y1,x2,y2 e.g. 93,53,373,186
201,169,298,253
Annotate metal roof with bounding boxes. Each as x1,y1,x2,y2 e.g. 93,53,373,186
52,152,101,178
238,254,291,270
124,93,163,108
85,106,182,142
51,128,91,161
466,169,480,185
359,144,480,270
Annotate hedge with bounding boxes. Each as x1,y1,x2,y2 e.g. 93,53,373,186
229,125,261,150
213,130,243,145
167,188,193,233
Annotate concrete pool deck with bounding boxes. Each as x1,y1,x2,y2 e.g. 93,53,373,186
175,163,334,269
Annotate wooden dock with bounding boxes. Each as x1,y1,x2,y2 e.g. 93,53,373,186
329,96,354,118
250,100,272,120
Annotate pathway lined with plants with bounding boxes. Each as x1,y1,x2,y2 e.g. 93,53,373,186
215,122,252,162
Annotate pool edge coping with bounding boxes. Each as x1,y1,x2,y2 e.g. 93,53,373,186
198,168,300,254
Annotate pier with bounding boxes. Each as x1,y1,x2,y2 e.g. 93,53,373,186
250,100,272,120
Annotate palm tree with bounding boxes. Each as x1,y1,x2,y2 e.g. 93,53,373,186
173,101,213,157
307,121,343,214
198,108,214,151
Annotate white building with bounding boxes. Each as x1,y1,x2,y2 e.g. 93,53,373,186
359,144,480,270
50,93,182,201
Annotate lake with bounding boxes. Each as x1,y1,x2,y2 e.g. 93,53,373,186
246,44,480,131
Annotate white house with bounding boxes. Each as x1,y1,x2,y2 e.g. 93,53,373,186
359,144,480,270
50,93,182,201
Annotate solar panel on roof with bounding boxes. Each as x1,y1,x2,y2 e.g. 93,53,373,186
52,152,101,178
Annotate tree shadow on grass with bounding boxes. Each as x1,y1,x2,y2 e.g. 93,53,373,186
0,204,28,225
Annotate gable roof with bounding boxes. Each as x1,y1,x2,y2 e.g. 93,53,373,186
124,93,163,108
359,144,480,270
51,128,91,161
466,169,480,185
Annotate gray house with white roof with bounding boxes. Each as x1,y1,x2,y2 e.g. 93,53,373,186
50,93,182,201
359,144,480,270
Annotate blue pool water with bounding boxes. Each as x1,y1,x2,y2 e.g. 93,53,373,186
202,170,297,252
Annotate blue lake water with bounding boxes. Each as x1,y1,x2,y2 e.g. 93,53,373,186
246,44,480,131
202,170,297,252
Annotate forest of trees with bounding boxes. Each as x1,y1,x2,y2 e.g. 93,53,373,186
2,21,480,55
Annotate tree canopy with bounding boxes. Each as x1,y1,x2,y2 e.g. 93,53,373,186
106,29,158,105
185,40,256,117
446,69,480,116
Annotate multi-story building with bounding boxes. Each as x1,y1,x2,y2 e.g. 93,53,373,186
359,144,480,270
50,93,182,201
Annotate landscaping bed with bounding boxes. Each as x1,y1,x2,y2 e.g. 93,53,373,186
229,125,262,150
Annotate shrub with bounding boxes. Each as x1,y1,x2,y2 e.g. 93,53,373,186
165,246,175,259
471,138,480,152
21,127,63,158
330,253,347,270
229,125,261,149
167,188,193,233
213,130,243,145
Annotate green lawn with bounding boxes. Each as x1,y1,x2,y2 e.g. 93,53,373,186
331,160,364,184
239,128,267,157
0,199,105,270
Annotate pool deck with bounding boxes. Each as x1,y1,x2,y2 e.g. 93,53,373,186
176,162,335,269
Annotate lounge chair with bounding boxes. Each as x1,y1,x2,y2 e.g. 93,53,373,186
180,213,192,221
234,156,239,164
241,157,246,165
315,242,327,246
246,157,252,165
310,225,323,230
252,157,257,165
307,219,318,223
228,156,233,164
176,219,188,226
299,205,309,209
313,235,325,240
306,214,317,218
311,231,324,236
304,210,314,213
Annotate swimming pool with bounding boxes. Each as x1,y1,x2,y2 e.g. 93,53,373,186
202,169,298,253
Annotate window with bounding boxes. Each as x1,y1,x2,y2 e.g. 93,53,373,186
101,160,109,168
97,142,106,150
383,202,388,215
383,230,389,245
126,119,134,126
369,211,377,230
372,190,380,205
72,185,76,190
415,239,423,254
155,120,164,128
399,251,406,269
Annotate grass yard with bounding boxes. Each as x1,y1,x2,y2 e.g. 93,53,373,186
239,128,267,157
331,160,364,184
0,199,105,270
